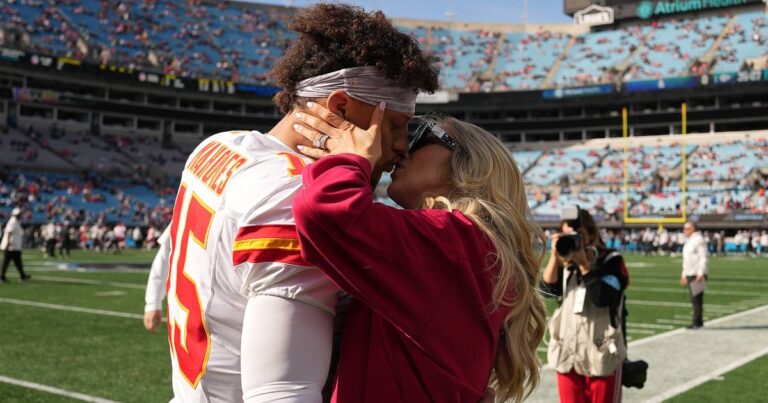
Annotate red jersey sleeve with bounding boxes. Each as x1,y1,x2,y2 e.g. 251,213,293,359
293,154,491,338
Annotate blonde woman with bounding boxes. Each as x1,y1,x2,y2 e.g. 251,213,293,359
291,102,545,402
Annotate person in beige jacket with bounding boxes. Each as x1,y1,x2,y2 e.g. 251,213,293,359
543,209,629,403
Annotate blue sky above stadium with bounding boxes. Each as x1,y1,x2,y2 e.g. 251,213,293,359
237,0,572,24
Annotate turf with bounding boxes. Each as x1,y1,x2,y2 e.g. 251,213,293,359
0,382,81,403
0,249,765,401
666,353,768,403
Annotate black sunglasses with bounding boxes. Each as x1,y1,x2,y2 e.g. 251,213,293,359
408,118,457,153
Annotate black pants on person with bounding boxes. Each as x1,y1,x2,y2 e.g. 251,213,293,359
45,239,56,257
686,275,706,327
1,250,28,280
59,240,71,257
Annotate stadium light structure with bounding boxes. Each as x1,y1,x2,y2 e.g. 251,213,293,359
622,103,688,226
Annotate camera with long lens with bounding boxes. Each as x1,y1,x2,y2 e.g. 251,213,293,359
556,205,582,258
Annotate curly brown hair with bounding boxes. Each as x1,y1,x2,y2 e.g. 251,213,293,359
270,4,439,115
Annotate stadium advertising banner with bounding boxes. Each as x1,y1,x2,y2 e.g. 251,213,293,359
574,5,615,26
2,48,253,96
543,84,614,99
0,47,24,62
635,0,758,19
234,83,281,97
542,68,768,99
624,76,702,92
711,70,765,85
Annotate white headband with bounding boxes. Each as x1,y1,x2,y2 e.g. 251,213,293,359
295,66,418,114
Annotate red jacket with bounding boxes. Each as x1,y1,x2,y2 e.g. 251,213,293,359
293,154,509,403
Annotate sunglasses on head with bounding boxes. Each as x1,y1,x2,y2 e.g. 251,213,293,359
408,117,457,153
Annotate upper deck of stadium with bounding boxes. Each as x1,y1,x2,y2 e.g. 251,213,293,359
0,0,765,92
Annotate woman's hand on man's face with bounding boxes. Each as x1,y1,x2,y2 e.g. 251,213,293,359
293,101,385,169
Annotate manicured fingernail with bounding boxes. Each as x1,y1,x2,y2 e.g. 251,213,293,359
379,101,386,111
294,112,302,118
297,145,306,151
307,101,315,108
293,124,302,132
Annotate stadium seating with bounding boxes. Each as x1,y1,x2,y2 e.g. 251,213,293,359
1,1,765,90
0,169,174,225
687,138,768,182
0,127,74,170
2,0,85,57
591,143,695,184
193,2,294,84
496,32,571,90
428,28,499,90
714,11,768,73
526,147,605,185
523,133,767,218
511,150,543,173
555,26,649,87
3,121,766,224
626,16,729,80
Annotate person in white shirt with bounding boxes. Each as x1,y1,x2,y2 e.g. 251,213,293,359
132,227,144,249
760,231,768,255
113,222,126,250
1,208,31,283
42,220,56,258
680,222,708,329
144,226,171,333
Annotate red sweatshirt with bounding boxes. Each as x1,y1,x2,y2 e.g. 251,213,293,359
293,154,509,403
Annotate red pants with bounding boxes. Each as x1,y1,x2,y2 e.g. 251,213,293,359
557,368,622,403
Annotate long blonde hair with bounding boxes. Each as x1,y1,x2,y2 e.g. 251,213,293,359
423,117,546,402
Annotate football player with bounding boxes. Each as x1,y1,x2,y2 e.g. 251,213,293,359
164,4,438,402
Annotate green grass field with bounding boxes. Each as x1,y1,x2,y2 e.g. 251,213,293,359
0,249,765,402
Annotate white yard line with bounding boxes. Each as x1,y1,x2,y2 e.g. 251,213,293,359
0,297,164,322
630,278,768,288
0,375,118,403
33,275,146,290
530,304,768,402
626,299,735,312
629,286,763,297
628,322,674,330
94,291,128,297
656,318,693,325
628,304,768,348
626,328,656,335
645,345,768,403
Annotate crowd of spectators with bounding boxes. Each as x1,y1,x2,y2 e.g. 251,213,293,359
0,0,84,58
555,26,648,87
523,136,768,219
495,31,571,91
21,219,166,254
2,1,764,91
714,10,768,73
0,168,174,228
625,16,728,81
586,228,768,255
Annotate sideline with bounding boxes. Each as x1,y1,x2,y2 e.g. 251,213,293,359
531,304,768,402
0,375,118,403
645,345,768,402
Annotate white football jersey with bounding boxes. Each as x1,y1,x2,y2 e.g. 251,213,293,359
166,131,340,402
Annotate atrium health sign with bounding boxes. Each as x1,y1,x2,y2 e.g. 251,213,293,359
637,0,752,19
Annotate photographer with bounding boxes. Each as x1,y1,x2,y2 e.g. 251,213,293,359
543,207,629,403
